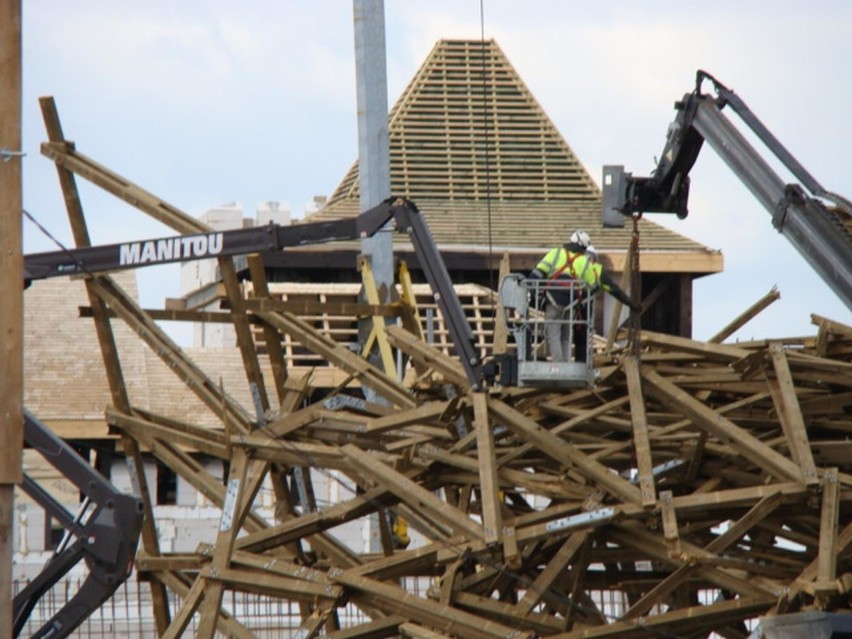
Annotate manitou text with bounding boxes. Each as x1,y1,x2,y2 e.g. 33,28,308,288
119,233,224,266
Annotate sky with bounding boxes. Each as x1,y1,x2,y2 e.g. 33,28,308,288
20,1,852,345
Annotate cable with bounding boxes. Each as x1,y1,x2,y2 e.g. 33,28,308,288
480,0,497,318
22,208,98,280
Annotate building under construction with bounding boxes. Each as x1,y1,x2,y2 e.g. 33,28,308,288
12,29,852,639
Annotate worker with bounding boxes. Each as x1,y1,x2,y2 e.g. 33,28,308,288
529,230,638,362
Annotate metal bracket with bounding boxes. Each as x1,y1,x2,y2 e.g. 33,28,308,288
1,147,26,162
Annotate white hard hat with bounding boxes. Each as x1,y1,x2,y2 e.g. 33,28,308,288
570,230,591,248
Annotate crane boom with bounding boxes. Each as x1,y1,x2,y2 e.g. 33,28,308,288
603,69,852,311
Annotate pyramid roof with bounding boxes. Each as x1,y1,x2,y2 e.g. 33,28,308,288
308,39,719,268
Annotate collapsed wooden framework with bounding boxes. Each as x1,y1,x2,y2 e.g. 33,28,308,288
35,97,852,638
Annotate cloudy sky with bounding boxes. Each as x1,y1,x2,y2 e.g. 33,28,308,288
21,1,851,343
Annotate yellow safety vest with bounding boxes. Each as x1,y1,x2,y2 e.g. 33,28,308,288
535,247,597,289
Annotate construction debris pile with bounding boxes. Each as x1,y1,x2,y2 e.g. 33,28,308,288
33,97,852,638
116,307,851,639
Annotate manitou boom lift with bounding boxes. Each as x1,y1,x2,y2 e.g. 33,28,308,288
602,69,852,311
26,197,483,386
22,197,493,636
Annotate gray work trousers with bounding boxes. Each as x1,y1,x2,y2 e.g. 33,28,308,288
545,303,572,362
545,302,588,362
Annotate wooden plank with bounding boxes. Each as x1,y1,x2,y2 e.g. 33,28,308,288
609,522,775,600
492,252,511,354
327,616,406,639
766,342,819,485
817,468,840,584
291,604,334,639
40,139,207,234
659,490,681,558
709,286,780,343
472,391,502,545
399,622,456,639
247,254,292,403
236,485,393,553
549,596,773,639
623,356,656,506
88,277,255,431
639,330,752,361
220,255,270,422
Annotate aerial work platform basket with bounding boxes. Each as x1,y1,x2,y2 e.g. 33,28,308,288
499,274,596,389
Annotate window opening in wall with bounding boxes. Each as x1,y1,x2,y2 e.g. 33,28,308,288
156,460,177,505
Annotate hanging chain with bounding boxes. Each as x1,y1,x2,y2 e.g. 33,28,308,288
629,213,642,357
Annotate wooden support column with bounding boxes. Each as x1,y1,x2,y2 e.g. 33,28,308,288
39,96,173,631
492,252,511,354
0,2,22,636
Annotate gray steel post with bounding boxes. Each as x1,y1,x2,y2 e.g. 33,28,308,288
353,0,393,294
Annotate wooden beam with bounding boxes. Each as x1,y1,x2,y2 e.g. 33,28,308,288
659,490,681,558
39,95,173,630
817,468,840,585
386,324,470,388
247,254,291,404
492,252,511,354
39,140,207,234
623,356,656,506
766,342,819,485
195,448,253,638
472,391,503,545
709,286,780,343
0,2,22,632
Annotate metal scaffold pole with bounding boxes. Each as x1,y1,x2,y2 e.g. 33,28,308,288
0,0,24,636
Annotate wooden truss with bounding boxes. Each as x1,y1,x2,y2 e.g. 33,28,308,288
38,98,852,638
